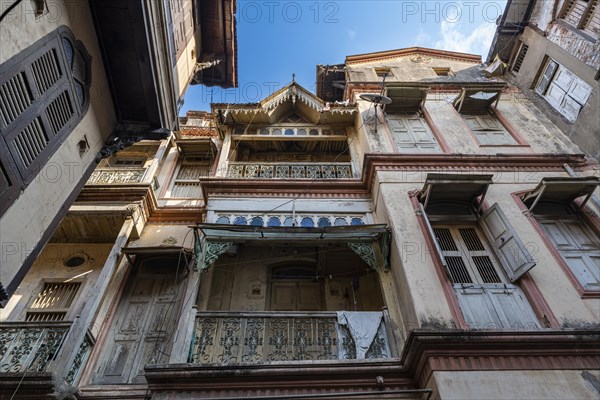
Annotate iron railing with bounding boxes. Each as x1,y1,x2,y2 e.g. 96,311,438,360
227,163,353,179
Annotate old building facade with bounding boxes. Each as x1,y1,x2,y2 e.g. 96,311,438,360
488,0,600,160
0,0,237,299
0,46,598,399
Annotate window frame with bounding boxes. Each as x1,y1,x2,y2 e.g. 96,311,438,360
410,179,553,329
513,191,600,298
534,57,592,123
24,279,83,322
167,155,212,199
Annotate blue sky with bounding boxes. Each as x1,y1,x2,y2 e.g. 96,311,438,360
181,0,507,114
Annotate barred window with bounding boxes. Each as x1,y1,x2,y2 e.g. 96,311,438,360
26,281,82,322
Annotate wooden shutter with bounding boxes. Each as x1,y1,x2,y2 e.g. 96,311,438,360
387,115,440,152
26,281,81,321
455,283,540,329
479,203,536,282
0,27,90,215
539,218,600,290
463,115,515,145
511,43,528,73
170,157,210,198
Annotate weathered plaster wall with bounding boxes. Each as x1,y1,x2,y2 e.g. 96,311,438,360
0,243,112,321
376,169,600,330
202,245,383,312
429,370,600,400
507,27,600,160
0,0,116,289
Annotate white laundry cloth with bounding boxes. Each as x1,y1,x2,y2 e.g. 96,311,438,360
336,311,382,359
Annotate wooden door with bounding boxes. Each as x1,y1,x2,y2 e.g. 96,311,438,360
93,265,184,384
270,281,322,311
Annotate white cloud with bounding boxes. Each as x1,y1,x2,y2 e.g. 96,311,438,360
414,29,431,47
433,21,496,57
347,29,356,41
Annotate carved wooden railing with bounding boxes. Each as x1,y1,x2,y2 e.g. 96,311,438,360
87,167,147,184
227,162,353,179
0,322,93,384
0,322,70,373
189,311,390,365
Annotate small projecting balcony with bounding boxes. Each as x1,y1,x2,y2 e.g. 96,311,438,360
189,311,392,365
0,322,93,385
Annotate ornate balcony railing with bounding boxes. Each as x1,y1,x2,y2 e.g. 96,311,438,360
87,167,147,184
0,322,70,373
190,311,391,365
227,163,353,179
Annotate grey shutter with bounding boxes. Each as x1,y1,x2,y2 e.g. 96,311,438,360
0,27,90,216
454,283,540,329
464,115,515,145
479,203,536,282
388,115,440,152
540,219,600,290
418,202,450,276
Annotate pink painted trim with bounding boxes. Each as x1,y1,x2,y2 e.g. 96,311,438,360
511,191,600,299
422,104,451,153
409,195,467,329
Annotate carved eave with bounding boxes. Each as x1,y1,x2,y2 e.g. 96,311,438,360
212,82,357,129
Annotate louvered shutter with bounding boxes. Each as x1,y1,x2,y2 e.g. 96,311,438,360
479,203,536,282
536,60,558,95
0,27,90,215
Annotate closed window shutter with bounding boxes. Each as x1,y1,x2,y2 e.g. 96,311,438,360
540,218,600,290
387,115,440,152
0,27,90,216
463,115,515,145
536,59,592,122
479,203,536,282
170,157,210,198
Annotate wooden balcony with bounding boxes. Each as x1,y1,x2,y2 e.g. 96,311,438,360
86,167,147,185
189,311,392,365
0,322,93,385
227,162,353,179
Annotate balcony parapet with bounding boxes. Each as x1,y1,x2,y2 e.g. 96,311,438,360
227,162,353,179
86,167,147,185
190,311,390,365
0,322,71,374
0,322,93,385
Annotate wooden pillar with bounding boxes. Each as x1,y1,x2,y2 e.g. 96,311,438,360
52,218,135,382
